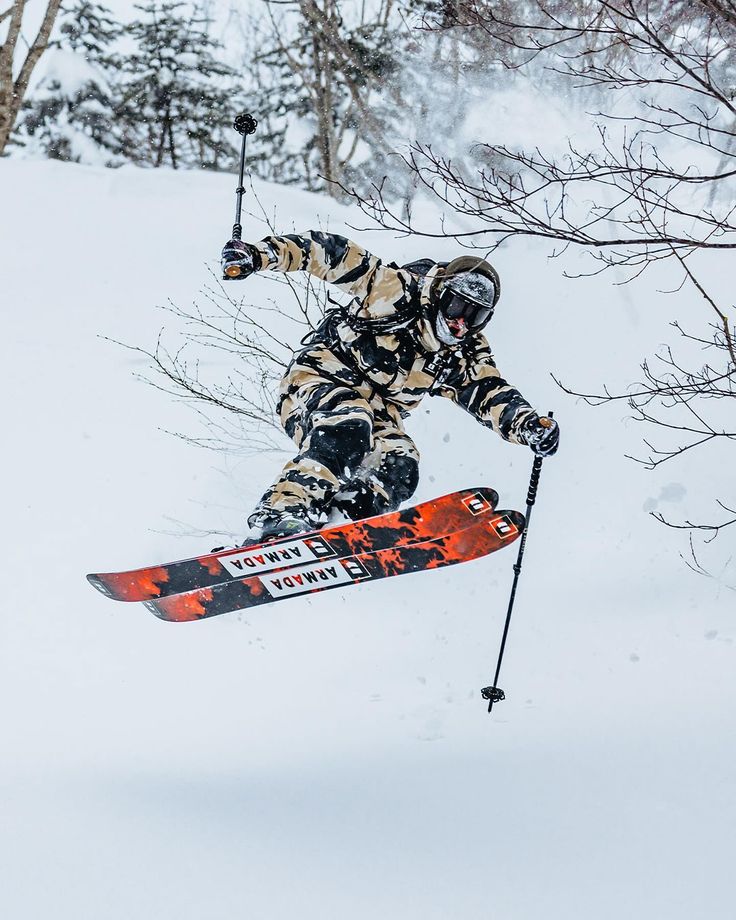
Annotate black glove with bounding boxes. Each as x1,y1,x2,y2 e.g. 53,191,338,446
521,414,560,457
221,239,257,280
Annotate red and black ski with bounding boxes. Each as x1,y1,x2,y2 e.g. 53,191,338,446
143,509,525,623
87,487,499,603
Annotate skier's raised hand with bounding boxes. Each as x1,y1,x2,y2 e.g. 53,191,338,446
221,239,257,280
521,414,559,457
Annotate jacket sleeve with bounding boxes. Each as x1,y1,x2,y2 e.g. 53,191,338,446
436,336,536,444
251,231,414,319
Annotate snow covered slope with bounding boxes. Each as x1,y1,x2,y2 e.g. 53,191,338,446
1,158,733,919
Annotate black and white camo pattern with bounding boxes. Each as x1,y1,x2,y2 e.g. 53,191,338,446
249,232,537,524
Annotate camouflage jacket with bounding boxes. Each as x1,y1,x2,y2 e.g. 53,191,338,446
251,231,536,444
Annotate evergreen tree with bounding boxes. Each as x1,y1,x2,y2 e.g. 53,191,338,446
15,1,121,162
246,0,408,197
112,1,239,170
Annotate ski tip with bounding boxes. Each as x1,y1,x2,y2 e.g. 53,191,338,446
491,509,526,539
486,487,500,510
503,509,526,531
461,486,499,512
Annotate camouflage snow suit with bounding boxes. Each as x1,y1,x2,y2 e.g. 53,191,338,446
248,231,537,526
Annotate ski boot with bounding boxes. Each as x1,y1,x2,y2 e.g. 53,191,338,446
242,509,315,547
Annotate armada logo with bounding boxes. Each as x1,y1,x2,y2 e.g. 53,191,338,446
264,557,371,598
463,492,492,516
491,515,515,538
220,535,336,578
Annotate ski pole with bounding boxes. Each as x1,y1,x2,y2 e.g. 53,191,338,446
481,411,554,714
224,112,258,279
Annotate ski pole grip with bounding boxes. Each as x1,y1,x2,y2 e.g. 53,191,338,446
224,262,243,279
526,456,543,506
525,411,553,507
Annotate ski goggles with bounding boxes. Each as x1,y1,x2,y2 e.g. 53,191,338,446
438,287,495,330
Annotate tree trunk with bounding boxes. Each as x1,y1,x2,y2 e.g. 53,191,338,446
311,25,336,187
167,117,177,169
0,0,62,155
307,0,343,193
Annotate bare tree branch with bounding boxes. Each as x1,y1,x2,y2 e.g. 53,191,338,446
345,1,735,565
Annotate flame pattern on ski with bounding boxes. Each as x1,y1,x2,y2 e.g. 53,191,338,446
87,487,499,602
144,510,525,622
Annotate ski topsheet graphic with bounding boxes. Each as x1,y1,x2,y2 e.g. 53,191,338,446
144,510,525,622
87,487,500,602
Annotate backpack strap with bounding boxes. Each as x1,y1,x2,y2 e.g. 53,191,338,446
401,258,440,277
343,260,434,334
303,259,442,343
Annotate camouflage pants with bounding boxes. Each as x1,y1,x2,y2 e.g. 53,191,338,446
250,358,420,526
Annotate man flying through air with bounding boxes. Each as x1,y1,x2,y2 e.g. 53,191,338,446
221,231,559,543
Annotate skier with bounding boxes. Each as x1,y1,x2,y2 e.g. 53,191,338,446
221,231,560,542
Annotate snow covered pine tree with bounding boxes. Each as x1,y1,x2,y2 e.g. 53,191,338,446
221,231,560,543
15,1,121,162
112,1,238,170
